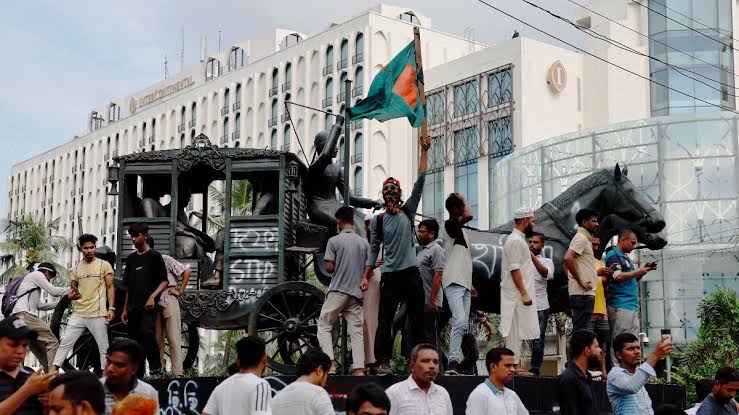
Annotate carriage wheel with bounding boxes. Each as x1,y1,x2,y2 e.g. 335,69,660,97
248,281,324,375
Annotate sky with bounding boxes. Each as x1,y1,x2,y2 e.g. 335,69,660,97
0,0,585,217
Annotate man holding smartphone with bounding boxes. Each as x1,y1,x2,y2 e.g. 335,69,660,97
604,229,657,367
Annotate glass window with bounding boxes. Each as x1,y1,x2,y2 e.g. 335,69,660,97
285,63,292,84
223,118,230,143
340,39,349,63
338,137,345,165
326,78,334,101
487,69,512,107
206,58,220,80
354,167,363,196
488,116,512,158
426,91,445,126
326,45,334,65
270,129,278,149
354,133,363,161
355,33,364,55
281,34,302,49
271,99,278,119
454,80,478,117
271,68,279,90
224,88,230,108
454,127,479,227
235,113,241,134
423,136,445,221
283,125,291,151
229,47,245,70
399,11,421,25
355,66,364,88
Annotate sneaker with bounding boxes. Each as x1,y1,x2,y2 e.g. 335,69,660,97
446,360,460,375
375,362,393,376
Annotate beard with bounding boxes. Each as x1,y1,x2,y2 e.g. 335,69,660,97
524,223,535,238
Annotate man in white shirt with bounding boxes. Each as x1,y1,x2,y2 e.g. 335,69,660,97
500,208,540,367
385,343,452,415
203,336,272,415
466,347,528,415
527,232,554,376
272,348,334,415
11,262,79,372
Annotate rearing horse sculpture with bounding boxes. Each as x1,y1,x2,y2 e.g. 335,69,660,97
469,164,667,314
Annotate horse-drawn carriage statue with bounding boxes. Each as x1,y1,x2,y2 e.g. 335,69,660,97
50,127,667,375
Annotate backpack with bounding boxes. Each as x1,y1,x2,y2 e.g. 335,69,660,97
2,274,40,318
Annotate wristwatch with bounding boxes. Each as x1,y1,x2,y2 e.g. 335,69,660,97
108,307,116,311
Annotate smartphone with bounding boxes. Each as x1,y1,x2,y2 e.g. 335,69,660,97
609,263,618,270
661,329,672,342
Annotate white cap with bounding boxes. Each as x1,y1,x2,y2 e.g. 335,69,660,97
513,207,534,219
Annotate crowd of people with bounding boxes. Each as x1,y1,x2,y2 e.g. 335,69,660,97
0,134,737,414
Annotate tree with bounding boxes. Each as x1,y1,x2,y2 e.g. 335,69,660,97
202,180,253,235
674,288,739,401
0,216,74,283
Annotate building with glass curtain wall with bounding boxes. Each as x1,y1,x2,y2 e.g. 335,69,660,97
648,0,735,115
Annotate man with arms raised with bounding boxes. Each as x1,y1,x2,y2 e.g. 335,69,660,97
385,343,452,415
0,316,53,415
48,371,106,415
100,339,158,415
362,135,431,376
272,348,335,415
607,333,672,415
203,336,272,415
466,347,528,414
557,330,602,415
54,233,115,373
500,207,539,367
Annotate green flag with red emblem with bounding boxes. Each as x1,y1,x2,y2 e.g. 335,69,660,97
347,40,426,127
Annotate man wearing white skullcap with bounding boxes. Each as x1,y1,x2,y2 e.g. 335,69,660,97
500,207,540,368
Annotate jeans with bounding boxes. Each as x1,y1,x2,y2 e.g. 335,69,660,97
569,295,595,333
444,283,471,362
128,307,161,377
375,267,427,363
530,309,550,375
53,315,109,371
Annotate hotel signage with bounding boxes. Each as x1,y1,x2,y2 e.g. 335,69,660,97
129,76,195,114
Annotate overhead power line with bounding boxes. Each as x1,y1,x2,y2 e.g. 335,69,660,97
630,0,734,51
472,0,739,115
522,0,737,99
567,0,738,89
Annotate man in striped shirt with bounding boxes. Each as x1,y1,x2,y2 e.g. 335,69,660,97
203,336,272,415
607,333,672,415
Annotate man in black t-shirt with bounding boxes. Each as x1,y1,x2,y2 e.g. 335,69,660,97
121,222,168,377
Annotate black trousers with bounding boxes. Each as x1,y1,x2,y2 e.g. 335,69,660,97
374,266,427,363
127,307,161,377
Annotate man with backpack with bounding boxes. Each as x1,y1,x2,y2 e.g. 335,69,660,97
5,262,80,372
53,234,115,373
361,134,431,376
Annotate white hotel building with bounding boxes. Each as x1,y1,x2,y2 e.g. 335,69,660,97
6,0,739,345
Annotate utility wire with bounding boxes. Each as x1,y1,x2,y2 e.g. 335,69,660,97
523,0,736,98
283,102,310,165
567,0,738,89
649,0,739,45
473,0,739,115
630,0,734,51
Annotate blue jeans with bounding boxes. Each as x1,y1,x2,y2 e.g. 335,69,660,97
569,295,595,333
444,283,471,362
530,309,549,375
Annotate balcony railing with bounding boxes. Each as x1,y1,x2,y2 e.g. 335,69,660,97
177,123,185,133
281,113,290,123
281,143,291,152
188,120,196,129
352,53,364,64
322,97,333,108
232,102,241,111
268,116,279,127
282,82,292,92
337,58,348,71
232,131,241,140
322,65,333,76
352,85,363,97
351,153,363,164
221,106,229,116
269,86,278,97
337,92,346,103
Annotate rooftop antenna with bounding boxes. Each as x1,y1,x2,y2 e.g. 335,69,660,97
200,34,207,62
218,29,222,52
163,52,169,79
179,27,185,72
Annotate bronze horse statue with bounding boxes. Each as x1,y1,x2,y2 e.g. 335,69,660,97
469,164,666,314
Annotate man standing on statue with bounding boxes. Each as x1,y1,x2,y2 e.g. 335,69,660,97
564,209,600,332
499,207,539,369
361,134,431,376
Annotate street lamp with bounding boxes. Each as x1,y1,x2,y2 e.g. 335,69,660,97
107,164,120,196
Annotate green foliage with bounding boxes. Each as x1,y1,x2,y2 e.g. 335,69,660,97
673,288,739,404
1,215,73,284
200,329,245,376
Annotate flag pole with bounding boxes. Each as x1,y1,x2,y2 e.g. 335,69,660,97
343,79,352,208
413,27,428,142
